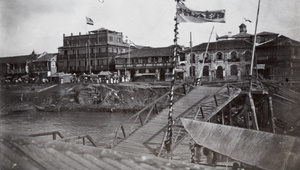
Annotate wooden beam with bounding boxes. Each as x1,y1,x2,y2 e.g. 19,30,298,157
268,96,276,133
248,92,259,130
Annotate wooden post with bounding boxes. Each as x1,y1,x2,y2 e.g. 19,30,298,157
229,103,233,126
200,106,204,119
121,125,127,138
83,137,86,145
248,92,259,130
268,96,276,133
214,95,218,106
53,133,56,140
221,109,225,125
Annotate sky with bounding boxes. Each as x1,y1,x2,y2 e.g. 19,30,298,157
0,0,299,57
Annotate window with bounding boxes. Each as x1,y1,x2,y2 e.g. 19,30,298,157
64,50,68,55
108,48,112,53
204,53,211,63
245,51,252,61
230,65,238,75
190,53,196,63
109,36,113,42
203,66,209,76
216,52,223,60
101,47,106,53
230,51,239,62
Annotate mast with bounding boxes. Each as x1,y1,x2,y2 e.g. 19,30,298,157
249,0,261,89
196,26,214,86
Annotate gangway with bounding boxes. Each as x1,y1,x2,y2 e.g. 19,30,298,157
112,84,241,157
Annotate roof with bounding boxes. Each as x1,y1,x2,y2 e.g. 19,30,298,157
257,31,279,36
117,45,181,59
191,39,253,52
89,27,122,35
231,32,252,38
0,54,37,64
257,35,300,47
34,52,57,62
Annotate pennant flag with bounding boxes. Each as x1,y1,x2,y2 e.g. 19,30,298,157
176,3,225,23
86,17,94,25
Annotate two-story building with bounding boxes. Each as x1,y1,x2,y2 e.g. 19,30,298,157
185,24,253,81
185,23,300,83
256,33,300,82
57,28,132,74
115,45,184,81
0,51,38,82
30,52,57,81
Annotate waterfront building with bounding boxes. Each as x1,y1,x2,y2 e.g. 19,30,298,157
0,51,37,81
185,24,253,82
30,52,58,81
185,23,300,83
57,28,132,74
115,45,185,81
256,33,300,82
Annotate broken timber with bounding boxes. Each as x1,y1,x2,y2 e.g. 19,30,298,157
181,118,300,170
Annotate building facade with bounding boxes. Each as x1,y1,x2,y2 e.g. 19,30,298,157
0,51,37,81
115,45,184,81
30,52,58,81
57,28,131,74
185,23,300,83
256,33,300,82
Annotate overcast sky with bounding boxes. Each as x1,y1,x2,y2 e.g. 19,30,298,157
1,0,299,57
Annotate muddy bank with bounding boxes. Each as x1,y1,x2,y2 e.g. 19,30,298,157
1,83,181,114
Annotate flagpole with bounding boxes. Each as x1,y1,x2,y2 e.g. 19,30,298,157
249,0,261,89
165,0,181,155
196,26,214,86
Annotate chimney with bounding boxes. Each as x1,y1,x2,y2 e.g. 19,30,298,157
79,32,81,35
228,31,232,37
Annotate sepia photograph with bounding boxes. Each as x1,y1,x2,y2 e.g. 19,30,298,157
0,0,299,169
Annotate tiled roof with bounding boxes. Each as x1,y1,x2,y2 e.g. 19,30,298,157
117,45,180,59
191,39,253,52
257,35,300,47
0,54,37,64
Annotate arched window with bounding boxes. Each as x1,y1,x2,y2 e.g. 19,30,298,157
230,51,239,62
245,51,252,61
230,65,238,75
203,66,209,76
216,52,223,60
203,53,211,63
190,53,196,63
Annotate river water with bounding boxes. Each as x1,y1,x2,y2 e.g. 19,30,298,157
0,111,133,148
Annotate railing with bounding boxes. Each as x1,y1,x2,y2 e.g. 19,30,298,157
29,131,97,147
29,131,64,140
111,81,190,148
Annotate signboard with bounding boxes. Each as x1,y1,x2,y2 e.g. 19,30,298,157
255,64,265,69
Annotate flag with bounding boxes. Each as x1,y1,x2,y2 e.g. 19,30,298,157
86,17,94,25
244,18,252,23
176,3,225,23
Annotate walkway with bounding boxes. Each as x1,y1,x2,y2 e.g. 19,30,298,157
112,85,241,156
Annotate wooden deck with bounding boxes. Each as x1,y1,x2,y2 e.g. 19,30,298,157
0,135,226,170
113,85,240,156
